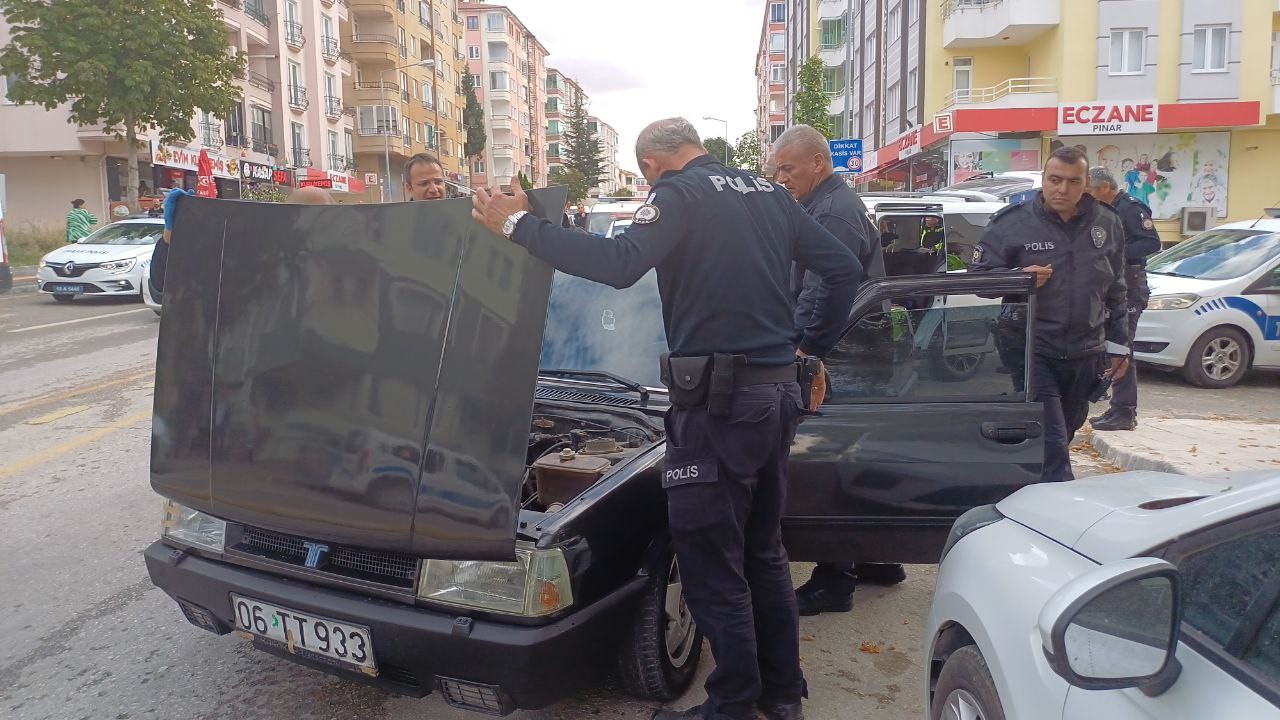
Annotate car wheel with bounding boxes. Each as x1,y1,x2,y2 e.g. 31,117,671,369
928,330,985,381
931,646,1004,720
617,546,703,701
53,293,75,303
1182,326,1250,388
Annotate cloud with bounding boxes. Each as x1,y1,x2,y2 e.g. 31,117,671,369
550,57,646,94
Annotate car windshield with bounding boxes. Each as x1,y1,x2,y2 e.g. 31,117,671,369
1147,229,1280,280
943,176,1035,198
540,270,667,388
79,223,162,246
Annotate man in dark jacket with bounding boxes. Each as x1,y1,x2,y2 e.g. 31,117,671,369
770,125,903,617
969,147,1130,483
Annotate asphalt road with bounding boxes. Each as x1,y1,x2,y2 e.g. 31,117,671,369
0,289,1270,720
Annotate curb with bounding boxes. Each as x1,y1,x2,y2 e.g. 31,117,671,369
1085,430,1187,475
6,266,38,295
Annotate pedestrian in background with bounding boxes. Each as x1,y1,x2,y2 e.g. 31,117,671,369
969,147,1130,483
402,153,446,201
573,202,588,230
769,124,904,616
1086,165,1162,432
65,199,96,243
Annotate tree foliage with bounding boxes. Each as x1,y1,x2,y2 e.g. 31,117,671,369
734,132,762,175
241,183,289,203
703,137,734,167
0,0,245,211
549,166,590,204
516,171,534,191
795,56,834,140
612,187,634,198
563,92,605,190
462,72,486,159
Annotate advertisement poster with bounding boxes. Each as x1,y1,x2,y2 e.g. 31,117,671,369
950,139,1042,183
1054,133,1230,218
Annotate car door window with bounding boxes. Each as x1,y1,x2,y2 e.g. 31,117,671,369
1178,525,1280,649
941,212,991,271
880,213,946,280
1243,601,1280,682
824,296,1028,402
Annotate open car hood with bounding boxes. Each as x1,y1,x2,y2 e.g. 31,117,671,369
151,190,566,561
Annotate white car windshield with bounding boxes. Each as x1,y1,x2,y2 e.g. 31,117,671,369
1147,229,1280,280
79,223,162,246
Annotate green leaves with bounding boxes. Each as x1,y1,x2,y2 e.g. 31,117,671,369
563,92,605,191
463,72,486,158
794,56,834,140
734,131,762,174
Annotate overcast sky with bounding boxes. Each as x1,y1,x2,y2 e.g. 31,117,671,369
494,0,764,174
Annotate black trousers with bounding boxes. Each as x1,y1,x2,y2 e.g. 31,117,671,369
1031,353,1105,483
663,383,806,720
1109,267,1150,414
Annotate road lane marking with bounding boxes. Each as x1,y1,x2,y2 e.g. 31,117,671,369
0,368,154,418
26,405,92,425
0,408,151,481
7,308,150,333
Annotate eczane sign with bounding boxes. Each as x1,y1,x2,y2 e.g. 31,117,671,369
1058,102,1158,135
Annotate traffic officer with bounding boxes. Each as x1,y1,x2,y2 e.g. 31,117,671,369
472,117,863,720
769,124,904,617
1086,166,1161,431
969,147,1130,484
919,215,945,252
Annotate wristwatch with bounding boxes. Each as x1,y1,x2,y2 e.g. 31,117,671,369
502,210,529,238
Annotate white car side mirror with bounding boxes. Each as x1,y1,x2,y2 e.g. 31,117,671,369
1038,557,1182,692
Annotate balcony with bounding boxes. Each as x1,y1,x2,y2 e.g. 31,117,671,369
288,85,310,111
251,138,277,156
1273,68,1280,115
488,88,511,103
491,114,512,130
423,97,435,110
325,95,343,119
817,0,845,19
349,33,399,63
218,0,243,8
246,70,275,92
491,143,515,158
320,0,333,6
225,130,248,149
329,154,353,171
943,76,1057,108
818,44,847,67
941,0,1059,49
292,148,312,168
244,0,269,27
321,36,340,62
284,21,306,49
352,80,399,100
199,122,224,149
357,120,399,136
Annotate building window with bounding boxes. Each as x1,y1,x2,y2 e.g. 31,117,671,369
486,12,505,32
468,45,480,59
886,81,900,121
909,0,919,24
473,157,486,173
952,57,972,100
466,14,479,30
769,32,784,52
1193,25,1229,72
769,124,785,142
357,105,398,134
471,74,482,88
770,62,786,83
547,119,561,134
865,28,876,63
547,142,561,158
886,4,901,44
224,102,246,146
907,67,918,105
770,2,785,23
1110,29,1145,75
820,18,845,49
489,71,508,90
821,66,843,94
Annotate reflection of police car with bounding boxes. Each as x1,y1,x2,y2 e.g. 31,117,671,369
585,201,644,235
1135,218,1280,388
36,216,162,301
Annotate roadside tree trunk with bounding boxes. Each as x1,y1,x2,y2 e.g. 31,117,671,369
125,114,139,213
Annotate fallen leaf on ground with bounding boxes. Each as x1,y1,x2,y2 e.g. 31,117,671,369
801,634,815,642
902,619,910,625
860,641,881,654
1190,446,1198,454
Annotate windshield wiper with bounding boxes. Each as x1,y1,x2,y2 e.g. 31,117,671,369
1147,270,1196,278
538,368,651,406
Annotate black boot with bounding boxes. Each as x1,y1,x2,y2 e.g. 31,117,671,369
1091,410,1136,431
854,563,907,586
795,579,853,616
1088,408,1114,425
758,700,805,720
651,708,704,719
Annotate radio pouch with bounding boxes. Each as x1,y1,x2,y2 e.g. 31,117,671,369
661,353,712,409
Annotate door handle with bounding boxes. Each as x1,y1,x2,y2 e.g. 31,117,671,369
981,421,1042,444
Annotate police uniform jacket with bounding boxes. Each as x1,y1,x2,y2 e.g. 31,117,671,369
1109,191,1162,265
968,192,1129,359
511,154,865,366
791,173,884,337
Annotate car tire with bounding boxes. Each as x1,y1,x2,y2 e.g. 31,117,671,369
931,645,1005,720
53,293,75,303
617,545,703,701
1182,326,1250,389
928,330,985,382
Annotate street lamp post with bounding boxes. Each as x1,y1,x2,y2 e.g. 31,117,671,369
702,115,729,166
381,59,434,202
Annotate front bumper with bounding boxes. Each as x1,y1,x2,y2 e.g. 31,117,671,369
36,266,142,295
144,541,644,714
1133,310,1194,369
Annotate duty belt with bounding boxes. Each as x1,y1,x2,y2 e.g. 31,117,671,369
734,362,800,386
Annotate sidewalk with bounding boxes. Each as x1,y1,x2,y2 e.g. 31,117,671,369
6,264,36,294
1085,418,1280,475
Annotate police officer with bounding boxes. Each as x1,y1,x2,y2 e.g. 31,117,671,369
1086,166,1161,431
769,124,904,616
969,147,1130,484
472,117,863,720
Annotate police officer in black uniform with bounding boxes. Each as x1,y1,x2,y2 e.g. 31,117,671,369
969,147,1130,484
1085,166,1162,431
472,117,863,720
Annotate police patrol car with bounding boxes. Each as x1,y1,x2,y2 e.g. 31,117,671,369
1134,217,1280,388
36,215,162,302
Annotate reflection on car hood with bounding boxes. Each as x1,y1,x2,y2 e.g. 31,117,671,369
1145,273,1238,297
998,471,1280,563
151,190,567,562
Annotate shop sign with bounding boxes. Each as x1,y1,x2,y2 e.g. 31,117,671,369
328,173,349,193
828,138,864,174
933,113,954,133
1058,102,1158,136
896,128,921,158
273,169,293,186
151,142,236,179
364,173,380,186
241,160,274,182
299,178,333,189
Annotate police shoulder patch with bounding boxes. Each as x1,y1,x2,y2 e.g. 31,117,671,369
971,245,984,264
1141,214,1154,230
634,203,660,225
1091,225,1107,248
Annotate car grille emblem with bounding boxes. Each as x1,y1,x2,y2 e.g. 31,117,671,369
301,541,330,568
63,262,75,274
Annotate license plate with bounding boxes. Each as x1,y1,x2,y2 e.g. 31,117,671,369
230,594,377,674
50,283,82,294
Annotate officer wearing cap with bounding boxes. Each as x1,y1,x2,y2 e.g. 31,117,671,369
969,146,1130,484
472,117,863,720
1085,166,1162,432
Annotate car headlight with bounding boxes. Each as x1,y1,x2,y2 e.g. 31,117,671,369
418,544,573,617
939,504,1004,563
39,260,50,268
1146,294,1200,311
161,499,226,553
99,258,136,274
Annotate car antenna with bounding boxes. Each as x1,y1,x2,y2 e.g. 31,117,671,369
1249,200,1280,228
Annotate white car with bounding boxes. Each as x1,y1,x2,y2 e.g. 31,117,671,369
1135,218,1280,387
36,216,163,302
141,258,161,315
925,470,1280,720
585,200,645,236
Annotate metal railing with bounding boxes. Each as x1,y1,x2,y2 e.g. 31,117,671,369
358,121,399,136
1272,69,1280,85
320,0,333,6
351,33,397,46
321,36,340,62
292,148,312,168
225,131,248,148
329,154,349,171
251,137,273,155
284,21,306,49
247,70,275,92
245,1,269,26
199,122,224,149
354,80,398,93
217,0,243,8
943,76,1056,106
325,95,342,118
940,0,1004,18
288,85,309,110
419,14,431,28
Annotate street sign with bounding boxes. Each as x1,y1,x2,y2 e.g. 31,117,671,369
364,173,379,186
829,138,864,174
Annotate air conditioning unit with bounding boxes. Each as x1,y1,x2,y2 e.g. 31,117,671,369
1180,206,1214,236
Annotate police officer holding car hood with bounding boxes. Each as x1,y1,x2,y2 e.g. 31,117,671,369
968,146,1130,484
472,117,863,720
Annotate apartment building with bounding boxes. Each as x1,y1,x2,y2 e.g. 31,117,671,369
462,2,549,191
343,0,471,200
588,116,620,195
545,68,587,175
852,0,1279,240
755,1,788,154
785,0,816,126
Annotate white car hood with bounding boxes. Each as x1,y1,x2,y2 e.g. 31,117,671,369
998,471,1280,563
1145,272,1239,298
42,243,154,264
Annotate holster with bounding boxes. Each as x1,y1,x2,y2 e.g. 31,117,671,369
798,356,822,411
707,353,737,417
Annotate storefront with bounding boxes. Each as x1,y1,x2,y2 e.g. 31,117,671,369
147,142,241,205
854,120,954,191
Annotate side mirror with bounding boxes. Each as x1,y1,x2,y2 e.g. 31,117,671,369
1038,557,1182,692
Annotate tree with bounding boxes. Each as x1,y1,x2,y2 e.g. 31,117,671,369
516,171,534,191
734,132,762,175
563,92,605,190
241,184,288,203
703,137,734,167
612,187,635,198
794,56,834,140
549,166,590,204
462,72,486,160
0,0,244,212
